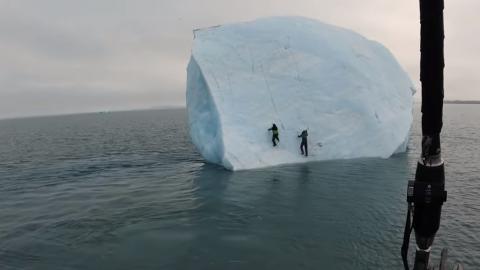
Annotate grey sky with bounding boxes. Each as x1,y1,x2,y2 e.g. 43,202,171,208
0,0,478,119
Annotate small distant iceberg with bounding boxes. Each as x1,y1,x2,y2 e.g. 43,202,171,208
186,16,414,170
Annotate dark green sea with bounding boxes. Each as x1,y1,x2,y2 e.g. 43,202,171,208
0,105,478,269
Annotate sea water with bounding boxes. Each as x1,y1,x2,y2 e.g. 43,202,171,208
0,105,478,269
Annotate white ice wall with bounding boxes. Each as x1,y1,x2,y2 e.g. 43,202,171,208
187,17,414,170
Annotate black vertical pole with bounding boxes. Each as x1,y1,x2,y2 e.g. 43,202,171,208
420,0,444,148
412,0,446,269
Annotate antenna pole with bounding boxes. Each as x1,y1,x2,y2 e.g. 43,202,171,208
402,1,447,269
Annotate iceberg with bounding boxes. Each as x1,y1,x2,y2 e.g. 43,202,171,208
186,16,414,171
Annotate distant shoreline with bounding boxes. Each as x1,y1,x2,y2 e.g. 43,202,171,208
444,100,480,104
0,106,186,121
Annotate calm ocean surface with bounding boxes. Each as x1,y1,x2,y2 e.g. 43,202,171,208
0,105,479,269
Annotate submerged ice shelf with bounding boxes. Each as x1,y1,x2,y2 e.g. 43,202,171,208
186,16,414,170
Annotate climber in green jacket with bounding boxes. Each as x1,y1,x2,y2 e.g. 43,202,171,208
268,124,279,147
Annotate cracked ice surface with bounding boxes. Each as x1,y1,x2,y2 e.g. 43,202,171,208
186,17,414,170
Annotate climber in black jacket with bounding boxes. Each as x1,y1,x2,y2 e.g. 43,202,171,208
298,130,308,156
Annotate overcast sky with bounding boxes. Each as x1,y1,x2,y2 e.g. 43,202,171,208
0,0,478,119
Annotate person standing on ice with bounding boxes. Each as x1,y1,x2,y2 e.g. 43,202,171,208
268,124,279,147
298,130,308,156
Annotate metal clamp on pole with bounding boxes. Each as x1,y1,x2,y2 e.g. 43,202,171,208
402,157,447,270
412,159,447,269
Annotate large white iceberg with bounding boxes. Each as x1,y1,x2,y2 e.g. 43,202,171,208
186,16,413,171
